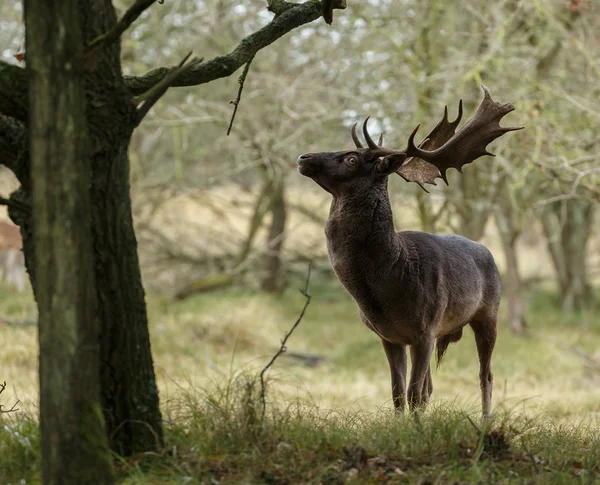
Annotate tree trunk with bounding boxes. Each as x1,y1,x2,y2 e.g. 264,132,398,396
92,145,164,455
25,0,114,482
415,190,436,233
456,161,489,242
261,181,286,292
540,200,594,311
16,0,164,457
500,235,527,335
494,199,527,335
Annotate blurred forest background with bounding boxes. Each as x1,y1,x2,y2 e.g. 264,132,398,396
1,0,599,421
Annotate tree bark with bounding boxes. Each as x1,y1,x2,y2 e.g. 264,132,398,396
261,181,287,292
25,0,114,482
18,0,164,456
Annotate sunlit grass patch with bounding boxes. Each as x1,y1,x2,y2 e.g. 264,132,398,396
115,374,600,485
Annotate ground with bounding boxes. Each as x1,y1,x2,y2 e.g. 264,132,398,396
1,275,599,483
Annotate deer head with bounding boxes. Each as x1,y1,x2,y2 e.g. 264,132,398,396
297,86,523,193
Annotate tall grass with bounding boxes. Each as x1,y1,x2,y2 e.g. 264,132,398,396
1,278,600,483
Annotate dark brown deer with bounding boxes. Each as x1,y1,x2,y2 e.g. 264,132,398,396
297,87,522,416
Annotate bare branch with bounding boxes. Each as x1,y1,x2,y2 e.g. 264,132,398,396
0,381,20,415
87,0,158,54
124,1,323,96
533,159,600,202
267,0,296,17
259,264,312,420
227,56,255,136
134,53,204,126
0,196,32,216
1,1,335,120
321,0,347,25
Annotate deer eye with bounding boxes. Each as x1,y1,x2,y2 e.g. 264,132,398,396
346,156,357,165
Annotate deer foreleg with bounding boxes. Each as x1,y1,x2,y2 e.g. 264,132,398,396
408,338,434,411
382,340,407,411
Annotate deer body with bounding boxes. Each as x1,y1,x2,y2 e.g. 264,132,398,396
297,87,521,416
325,186,500,345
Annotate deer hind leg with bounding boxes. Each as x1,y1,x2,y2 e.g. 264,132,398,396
382,340,407,412
470,319,497,418
408,338,435,411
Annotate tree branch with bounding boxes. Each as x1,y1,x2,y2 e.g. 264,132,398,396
87,0,159,55
227,55,254,136
0,381,20,415
134,52,203,126
0,196,32,215
0,61,28,122
267,0,299,17
124,1,323,96
1,1,341,121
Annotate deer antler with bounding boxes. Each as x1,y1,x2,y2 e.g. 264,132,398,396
396,103,463,190
351,122,363,148
352,118,399,157
397,86,523,187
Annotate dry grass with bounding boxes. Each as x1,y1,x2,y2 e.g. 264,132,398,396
2,278,600,421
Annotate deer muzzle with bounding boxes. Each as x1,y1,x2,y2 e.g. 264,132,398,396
296,153,321,177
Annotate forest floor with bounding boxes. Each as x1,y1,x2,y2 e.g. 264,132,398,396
1,277,600,484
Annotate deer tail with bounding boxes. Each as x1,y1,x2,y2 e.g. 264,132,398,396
436,328,464,368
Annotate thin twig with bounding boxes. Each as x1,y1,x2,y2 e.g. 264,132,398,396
0,381,20,415
533,159,600,202
135,52,204,126
227,56,254,136
0,196,32,216
259,263,312,420
87,0,158,54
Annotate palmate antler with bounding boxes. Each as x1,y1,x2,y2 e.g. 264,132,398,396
354,86,523,190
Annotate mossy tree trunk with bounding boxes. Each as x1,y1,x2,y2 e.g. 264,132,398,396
25,0,114,483
20,0,163,456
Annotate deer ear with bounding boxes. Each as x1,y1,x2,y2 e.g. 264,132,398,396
374,153,407,176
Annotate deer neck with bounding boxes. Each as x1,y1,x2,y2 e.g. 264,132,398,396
325,182,398,262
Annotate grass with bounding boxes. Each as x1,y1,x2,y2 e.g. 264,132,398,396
1,276,600,483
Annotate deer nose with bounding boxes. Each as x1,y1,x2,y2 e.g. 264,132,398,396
297,153,312,164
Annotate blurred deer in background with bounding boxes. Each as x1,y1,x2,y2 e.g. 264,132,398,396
0,220,26,292
297,87,522,417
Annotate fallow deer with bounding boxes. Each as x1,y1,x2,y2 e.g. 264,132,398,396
297,87,522,416
0,220,26,292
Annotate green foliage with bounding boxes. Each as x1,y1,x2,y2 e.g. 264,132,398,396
0,414,40,484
